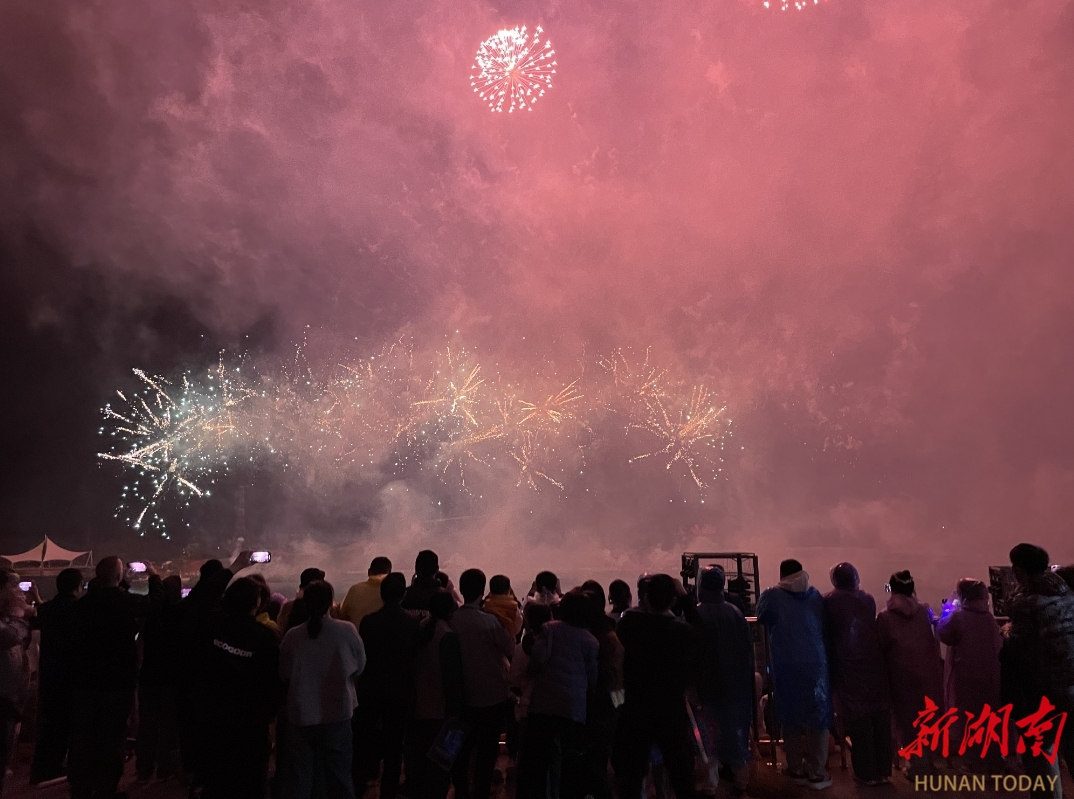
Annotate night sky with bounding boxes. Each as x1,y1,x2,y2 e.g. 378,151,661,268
2,0,1073,601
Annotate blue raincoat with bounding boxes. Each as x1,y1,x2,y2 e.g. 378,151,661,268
757,585,832,731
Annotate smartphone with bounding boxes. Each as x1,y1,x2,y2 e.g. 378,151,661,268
18,581,32,592
251,551,272,564
181,587,192,598
129,561,148,573
884,583,892,593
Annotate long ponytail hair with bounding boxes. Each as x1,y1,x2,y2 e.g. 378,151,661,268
303,580,334,640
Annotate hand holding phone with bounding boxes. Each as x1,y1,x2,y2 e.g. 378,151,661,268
129,562,148,574
18,581,32,592
251,551,272,564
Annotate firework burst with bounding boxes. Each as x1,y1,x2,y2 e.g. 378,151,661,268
100,339,738,532
516,381,583,428
98,359,256,537
628,385,729,489
471,25,556,113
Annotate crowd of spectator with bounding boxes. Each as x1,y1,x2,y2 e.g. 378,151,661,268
0,542,1071,799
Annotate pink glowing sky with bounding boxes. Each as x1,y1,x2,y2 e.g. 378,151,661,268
2,0,1073,601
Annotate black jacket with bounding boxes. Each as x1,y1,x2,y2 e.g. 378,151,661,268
36,593,80,691
358,602,421,707
174,567,234,686
616,610,696,709
401,577,441,613
196,610,282,729
73,579,159,692
140,591,183,687
1006,572,1074,699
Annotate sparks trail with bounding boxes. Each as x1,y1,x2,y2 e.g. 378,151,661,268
100,339,735,534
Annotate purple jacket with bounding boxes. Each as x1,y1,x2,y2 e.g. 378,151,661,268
935,599,1002,716
823,587,890,721
877,594,944,742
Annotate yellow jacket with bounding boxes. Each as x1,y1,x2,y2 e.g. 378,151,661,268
339,575,387,630
483,593,523,639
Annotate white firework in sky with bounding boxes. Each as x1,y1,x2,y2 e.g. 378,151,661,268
763,0,820,9
471,25,556,113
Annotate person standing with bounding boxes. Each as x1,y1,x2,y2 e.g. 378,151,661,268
408,589,464,799
135,574,184,782
578,588,623,799
613,574,698,799
517,590,599,799
280,581,366,799
450,569,515,799
757,559,833,790
339,557,391,631
401,551,442,613
68,556,161,799
875,570,942,776
198,577,283,799
278,568,327,633
353,572,420,799
483,575,523,639
607,580,632,624
29,567,82,785
934,578,1002,773
0,571,34,798
522,571,562,616
823,563,892,786
1004,543,1074,798
694,565,755,797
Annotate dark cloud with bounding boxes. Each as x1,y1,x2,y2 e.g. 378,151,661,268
2,0,1073,600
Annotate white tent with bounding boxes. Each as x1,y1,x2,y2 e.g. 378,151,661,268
1,536,93,571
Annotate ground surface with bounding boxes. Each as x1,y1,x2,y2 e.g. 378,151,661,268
4,738,1072,798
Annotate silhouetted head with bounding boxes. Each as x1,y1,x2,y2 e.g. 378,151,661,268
559,590,590,628
699,565,726,594
646,574,676,613
889,570,915,597
299,568,326,589
415,550,439,579
608,579,632,611
304,581,334,639
459,569,486,603
581,580,606,608
1010,543,1050,583
830,562,859,591
369,557,392,577
199,559,224,581
380,572,407,603
534,571,559,594
56,567,83,596
429,588,457,621
524,600,553,634
163,575,184,604
956,578,989,604
779,559,804,579
96,556,123,588
636,573,654,608
489,575,512,596
223,577,262,617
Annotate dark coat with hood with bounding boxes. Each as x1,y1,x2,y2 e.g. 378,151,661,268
823,575,891,723
876,593,943,745
935,596,1001,715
